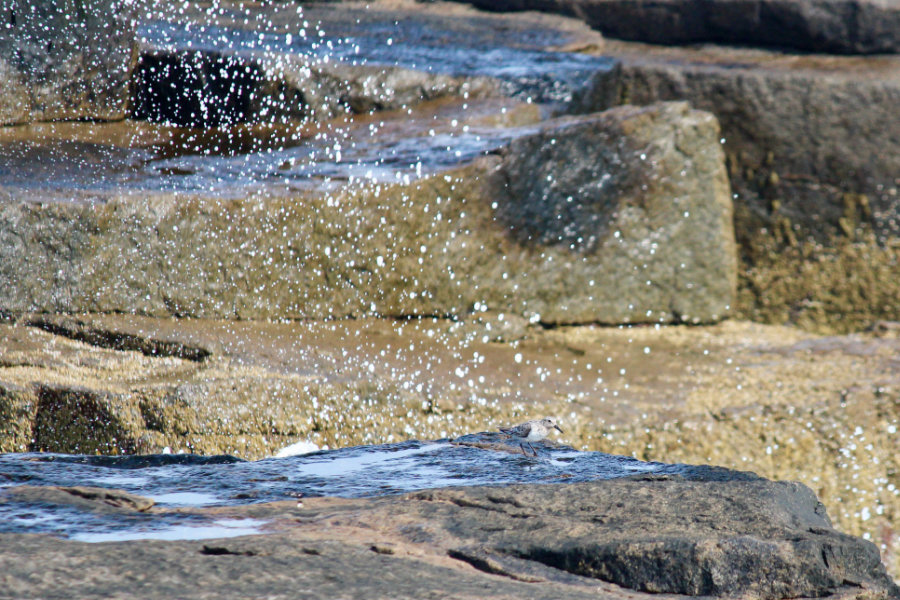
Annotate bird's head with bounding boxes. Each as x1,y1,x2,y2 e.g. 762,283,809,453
542,417,563,433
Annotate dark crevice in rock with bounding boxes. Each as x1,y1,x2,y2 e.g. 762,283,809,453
386,313,464,323
200,545,259,557
130,50,303,128
448,548,545,583
370,544,395,555
443,496,512,513
27,316,211,362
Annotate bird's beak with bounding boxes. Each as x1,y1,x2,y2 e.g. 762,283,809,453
554,424,564,433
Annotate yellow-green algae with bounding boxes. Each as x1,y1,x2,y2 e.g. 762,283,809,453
737,228,900,335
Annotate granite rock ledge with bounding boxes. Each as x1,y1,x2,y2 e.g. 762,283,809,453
0,470,897,599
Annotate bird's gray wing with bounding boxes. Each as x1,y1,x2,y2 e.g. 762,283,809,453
500,422,531,437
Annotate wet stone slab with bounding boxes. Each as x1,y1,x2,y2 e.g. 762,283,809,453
1,0,609,199
139,0,611,104
0,101,736,324
0,97,538,198
2,314,900,576
0,450,896,600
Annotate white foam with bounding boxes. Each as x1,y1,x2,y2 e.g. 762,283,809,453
274,440,320,458
293,443,445,478
88,474,150,487
70,518,268,543
149,491,224,506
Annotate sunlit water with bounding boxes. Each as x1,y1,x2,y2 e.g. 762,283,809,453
0,436,752,542
140,17,610,103
0,3,612,198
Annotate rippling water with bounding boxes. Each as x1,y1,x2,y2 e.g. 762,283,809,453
0,434,753,542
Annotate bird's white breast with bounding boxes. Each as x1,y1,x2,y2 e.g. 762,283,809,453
523,427,545,442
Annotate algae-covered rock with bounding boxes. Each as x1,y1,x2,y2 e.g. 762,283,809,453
0,320,527,458
737,232,900,333
572,41,900,331
0,381,35,453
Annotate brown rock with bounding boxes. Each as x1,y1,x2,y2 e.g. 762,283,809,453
0,101,735,325
494,102,736,324
5,485,155,512
572,41,900,242
0,475,895,599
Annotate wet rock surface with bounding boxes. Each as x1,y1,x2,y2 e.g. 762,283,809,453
0,101,735,324
0,436,750,516
0,453,896,599
0,0,139,125
1,0,899,595
135,0,611,119
573,40,900,243
458,0,900,54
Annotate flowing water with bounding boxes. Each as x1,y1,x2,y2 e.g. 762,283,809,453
0,1,612,198
0,435,750,542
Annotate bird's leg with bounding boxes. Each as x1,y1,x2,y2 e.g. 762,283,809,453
528,442,537,456
519,443,528,456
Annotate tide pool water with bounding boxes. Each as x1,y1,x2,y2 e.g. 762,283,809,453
0,435,749,542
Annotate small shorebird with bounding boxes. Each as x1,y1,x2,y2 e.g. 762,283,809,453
499,417,563,456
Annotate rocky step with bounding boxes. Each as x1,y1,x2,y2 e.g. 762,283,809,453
0,0,609,127
0,451,896,599
132,1,611,127
0,101,736,325
572,39,900,243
